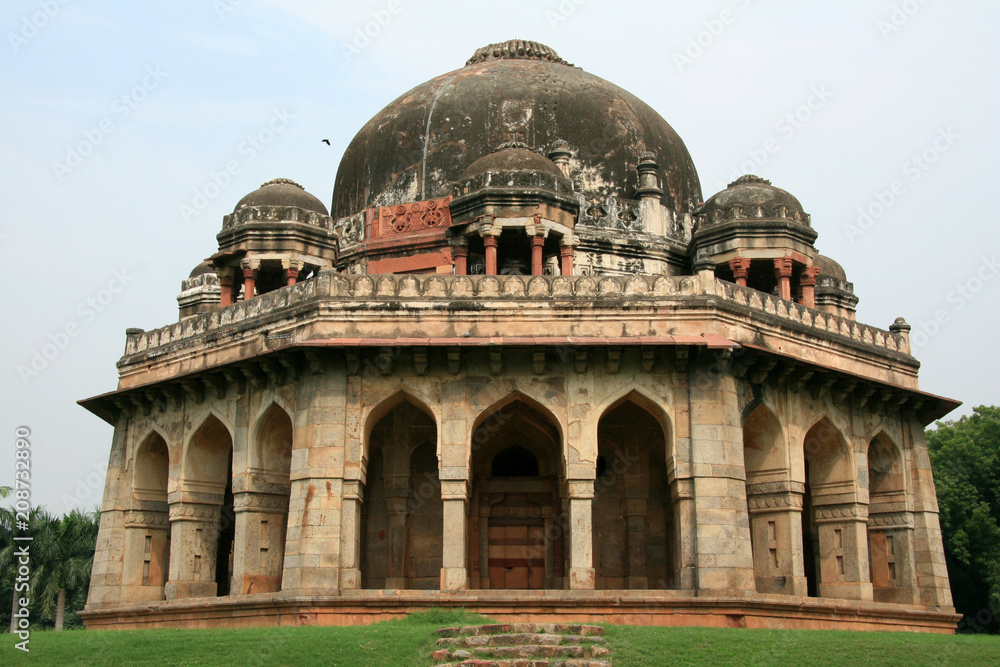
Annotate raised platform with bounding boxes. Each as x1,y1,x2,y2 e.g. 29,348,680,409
79,590,959,634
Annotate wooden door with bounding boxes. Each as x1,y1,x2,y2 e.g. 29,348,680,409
488,524,545,589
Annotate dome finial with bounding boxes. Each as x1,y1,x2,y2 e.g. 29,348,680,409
466,40,572,67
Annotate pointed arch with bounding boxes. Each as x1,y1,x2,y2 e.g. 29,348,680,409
803,417,853,487
251,402,294,478
469,391,565,590
867,431,904,496
134,430,170,502
179,413,235,596
184,414,233,490
360,390,439,590
594,392,673,590
743,403,785,482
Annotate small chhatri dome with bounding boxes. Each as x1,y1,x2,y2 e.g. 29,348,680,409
235,178,328,216
465,39,573,66
188,260,215,279
815,253,847,281
458,144,567,183
700,174,808,224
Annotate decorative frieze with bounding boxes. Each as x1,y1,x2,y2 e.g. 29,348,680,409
377,197,453,236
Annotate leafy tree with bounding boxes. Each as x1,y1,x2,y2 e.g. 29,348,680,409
927,405,1000,633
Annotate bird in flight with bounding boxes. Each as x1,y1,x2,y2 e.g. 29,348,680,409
321,139,331,145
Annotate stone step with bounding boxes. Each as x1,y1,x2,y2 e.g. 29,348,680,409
431,643,610,661
434,661,611,667
431,623,612,667
437,623,604,638
438,633,607,648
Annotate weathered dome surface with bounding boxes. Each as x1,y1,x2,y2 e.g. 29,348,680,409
236,178,329,216
459,145,566,182
815,254,847,281
331,40,702,219
188,260,214,278
700,175,807,223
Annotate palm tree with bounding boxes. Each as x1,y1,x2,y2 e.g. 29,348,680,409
29,509,99,630
0,504,46,633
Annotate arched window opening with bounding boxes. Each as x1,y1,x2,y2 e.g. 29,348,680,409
491,445,539,477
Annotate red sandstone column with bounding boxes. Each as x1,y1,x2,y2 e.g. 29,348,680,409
219,273,234,308
484,235,498,276
453,245,468,276
530,235,545,276
560,244,575,276
729,256,751,287
800,266,819,307
774,258,793,301
241,260,259,300
283,260,302,287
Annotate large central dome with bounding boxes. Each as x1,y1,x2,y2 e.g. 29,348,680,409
331,39,702,220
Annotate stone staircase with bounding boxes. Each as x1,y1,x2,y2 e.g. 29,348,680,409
430,623,611,667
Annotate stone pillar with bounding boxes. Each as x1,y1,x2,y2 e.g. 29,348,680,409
729,257,751,287
339,480,363,590
559,239,575,277
231,492,290,595
530,235,545,276
813,502,874,601
774,258,793,301
687,358,756,594
483,234,498,276
121,508,171,602
218,272,235,308
241,260,260,301
440,480,469,590
165,501,222,599
799,266,819,307
745,482,808,596
904,418,954,607
282,259,302,287
281,370,348,594
452,244,468,276
86,416,129,606
567,479,595,589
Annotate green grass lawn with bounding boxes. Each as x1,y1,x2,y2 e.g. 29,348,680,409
2,611,998,666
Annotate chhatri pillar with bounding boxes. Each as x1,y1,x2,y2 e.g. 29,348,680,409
773,258,793,301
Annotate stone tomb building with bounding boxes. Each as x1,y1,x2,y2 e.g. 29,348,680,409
81,41,960,632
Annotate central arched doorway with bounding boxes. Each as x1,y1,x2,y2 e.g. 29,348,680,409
469,396,564,590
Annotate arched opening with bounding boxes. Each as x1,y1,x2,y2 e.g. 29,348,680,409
742,404,799,594
470,397,564,590
181,414,235,597
867,432,910,602
801,418,857,599
238,403,293,594
360,396,439,589
128,432,171,598
594,399,672,590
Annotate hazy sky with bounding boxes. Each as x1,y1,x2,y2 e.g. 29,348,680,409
2,1,998,513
